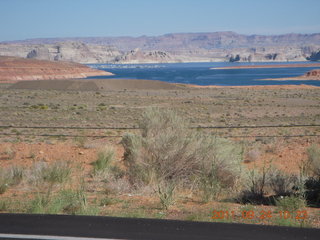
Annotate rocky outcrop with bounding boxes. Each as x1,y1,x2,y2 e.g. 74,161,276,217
0,56,113,83
114,48,175,63
0,32,320,63
305,69,320,79
260,68,320,81
0,42,122,64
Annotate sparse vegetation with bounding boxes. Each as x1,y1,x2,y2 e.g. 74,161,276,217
0,84,319,227
3,146,16,160
0,169,9,194
74,136,87,148
275,195,306,213
30,161,71,185
269,169,297,196
122,108,243,206
28,188,98,215
8,166,24,185
92,146,115,174
306,144,320,177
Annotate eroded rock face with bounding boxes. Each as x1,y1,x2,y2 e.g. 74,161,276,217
0,32,320,63
0,56,113,83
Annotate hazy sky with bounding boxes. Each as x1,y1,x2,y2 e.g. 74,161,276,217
1,0,319,41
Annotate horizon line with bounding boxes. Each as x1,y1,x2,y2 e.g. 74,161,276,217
2,31,320,43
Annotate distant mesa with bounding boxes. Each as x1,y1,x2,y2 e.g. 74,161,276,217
0,32,319,64
0,56,113,83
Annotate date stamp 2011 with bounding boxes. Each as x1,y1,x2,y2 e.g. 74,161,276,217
212,210,308,220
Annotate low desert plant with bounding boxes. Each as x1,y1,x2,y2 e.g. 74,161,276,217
0,199,9,211
28,188,98,215
9,166,24,185
74,136,87,148
41,161,71,184
122,108,243,204
92,146,115,174
240,161,272,203
275,195,306,213
3,147,16,160
28,194,51,214
30,161,71,186
0,169,10,194
306,144,320,177
156,182,176,210
269,169,298,196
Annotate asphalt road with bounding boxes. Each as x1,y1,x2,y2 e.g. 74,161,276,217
0,214,319,240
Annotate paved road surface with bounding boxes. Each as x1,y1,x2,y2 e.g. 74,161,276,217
0,214,319,240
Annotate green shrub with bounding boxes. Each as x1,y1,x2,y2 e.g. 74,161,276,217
28,194,50,214
275,195,306,213
100,197,115,207
28,188,98,215
41,161,71,184
92,146,115,174
0,200,9,211
56,189,88,215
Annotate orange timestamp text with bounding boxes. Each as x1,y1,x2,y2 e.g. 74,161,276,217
211,210,308,220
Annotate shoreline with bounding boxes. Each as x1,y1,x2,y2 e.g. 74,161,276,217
211,63,320,70
179,83,320,89
259,77,320,81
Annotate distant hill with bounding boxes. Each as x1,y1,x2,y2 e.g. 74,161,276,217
1,32,320,63
0,56,113,83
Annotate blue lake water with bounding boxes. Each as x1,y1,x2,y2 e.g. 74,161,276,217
87,62,320,86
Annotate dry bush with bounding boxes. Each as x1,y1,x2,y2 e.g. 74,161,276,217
245,149,261,163
0,166,24,194
306,144,320,177
7,166,24,186
240,161,273,203
28,161,71,187
0,169,9,194
269,169,298,196
3,147,16,160
122,107,243,203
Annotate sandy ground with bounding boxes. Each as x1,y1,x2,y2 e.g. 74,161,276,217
9,78,320,91
10,79,184,91
1,78,320,228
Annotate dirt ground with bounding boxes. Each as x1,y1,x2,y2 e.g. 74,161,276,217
0,80,319,227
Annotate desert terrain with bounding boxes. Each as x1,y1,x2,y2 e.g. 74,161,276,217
0,56,112,83
0,76,320,227
1,32,320,63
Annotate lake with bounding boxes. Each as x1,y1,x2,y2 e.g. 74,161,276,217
87,62,320,86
